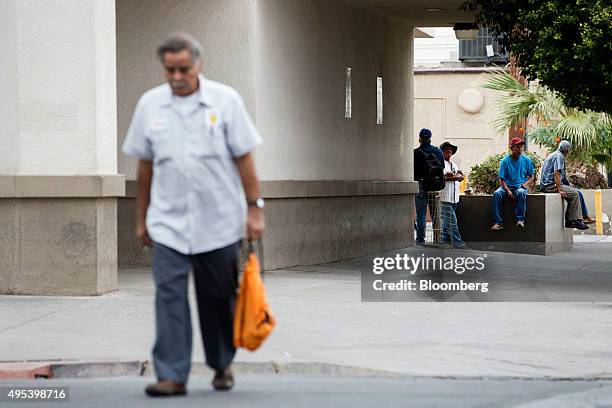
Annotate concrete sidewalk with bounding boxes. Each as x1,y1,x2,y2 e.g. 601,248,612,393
1,236,611,379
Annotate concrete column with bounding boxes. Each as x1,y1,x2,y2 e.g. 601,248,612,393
0,0,123,295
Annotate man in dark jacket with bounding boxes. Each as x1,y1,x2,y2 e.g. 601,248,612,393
414,128,444,244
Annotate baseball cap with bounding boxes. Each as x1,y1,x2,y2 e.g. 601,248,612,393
510,137,525,147
419,128,432,139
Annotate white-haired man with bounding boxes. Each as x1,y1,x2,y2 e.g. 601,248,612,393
122,32,264,396
540,140,588,230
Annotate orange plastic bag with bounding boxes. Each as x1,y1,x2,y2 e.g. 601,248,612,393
233,252,276,351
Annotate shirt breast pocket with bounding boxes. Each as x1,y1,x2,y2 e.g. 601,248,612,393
195,122,229,158
149,131,180,200
148,128,174,158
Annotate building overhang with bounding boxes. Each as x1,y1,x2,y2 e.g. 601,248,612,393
343,0,475,26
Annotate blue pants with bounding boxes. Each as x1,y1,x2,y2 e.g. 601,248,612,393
151,241,239,384
441,202,464,245
578,190,589,218
415,189,439,243
492,186,527,225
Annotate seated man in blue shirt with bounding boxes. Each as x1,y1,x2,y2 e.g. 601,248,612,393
491,138,534,230
540,140,588,230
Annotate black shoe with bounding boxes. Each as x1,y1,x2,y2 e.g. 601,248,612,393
212,368,235,391
566,220,589,230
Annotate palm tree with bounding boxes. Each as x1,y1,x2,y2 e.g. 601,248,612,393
590,126,612,187
482,71,611,148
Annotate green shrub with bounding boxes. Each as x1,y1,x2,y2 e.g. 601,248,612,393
469,151,543,194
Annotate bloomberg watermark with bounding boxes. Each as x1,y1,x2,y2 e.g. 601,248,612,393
361,246,612,302
363,252,490,302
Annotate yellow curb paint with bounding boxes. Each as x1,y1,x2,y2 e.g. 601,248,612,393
595,189,603,235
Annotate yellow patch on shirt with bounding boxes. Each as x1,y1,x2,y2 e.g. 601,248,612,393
209,113,218,125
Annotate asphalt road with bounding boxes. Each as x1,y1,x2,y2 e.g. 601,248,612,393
2,375,612,408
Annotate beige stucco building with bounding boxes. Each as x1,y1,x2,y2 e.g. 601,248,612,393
414,67,548,174
1,0,474,295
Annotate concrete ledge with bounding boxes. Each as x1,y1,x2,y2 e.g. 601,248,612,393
414,67,503,74
0,175,125,198
572,189,612,235
456,193,573,255
119,182,417,268
124,180,418,199
262,195,413,269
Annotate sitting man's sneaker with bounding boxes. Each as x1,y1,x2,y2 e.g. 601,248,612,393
516,220,525,228
145,380,187,397
490,224,504,231
453,242,467,249
212,367,235,391
566,220,589,230
583,216,595,224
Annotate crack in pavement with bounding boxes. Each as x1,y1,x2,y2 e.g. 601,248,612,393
0,298,91,335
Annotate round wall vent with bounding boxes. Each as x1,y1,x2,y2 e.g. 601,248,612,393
458,88,484,113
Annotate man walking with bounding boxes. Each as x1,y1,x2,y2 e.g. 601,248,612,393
491,138,534,230
540,140,589,230
122,32,265,396
414,128,445,245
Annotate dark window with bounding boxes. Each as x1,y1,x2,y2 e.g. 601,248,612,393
458,27,508,63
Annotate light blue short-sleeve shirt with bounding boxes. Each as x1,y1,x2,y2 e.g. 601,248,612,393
540,151,565,187
122,75,262,255
498,154,534,188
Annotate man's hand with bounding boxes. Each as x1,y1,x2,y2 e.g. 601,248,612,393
246,207,264,240
522,175,533,190
559,191,567,198
500,179,514,200
457,174,465,182
136,222,152,248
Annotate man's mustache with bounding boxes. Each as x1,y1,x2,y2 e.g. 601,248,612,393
170,80,189,88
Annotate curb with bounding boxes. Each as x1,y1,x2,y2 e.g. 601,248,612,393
0,361,144,380
2,361,612,381
166,362,409,379
0,361,406,380
0,362,52,380
51,361,145,379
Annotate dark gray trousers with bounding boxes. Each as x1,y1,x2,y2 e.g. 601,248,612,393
151,241,240,384
541,184,583,221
